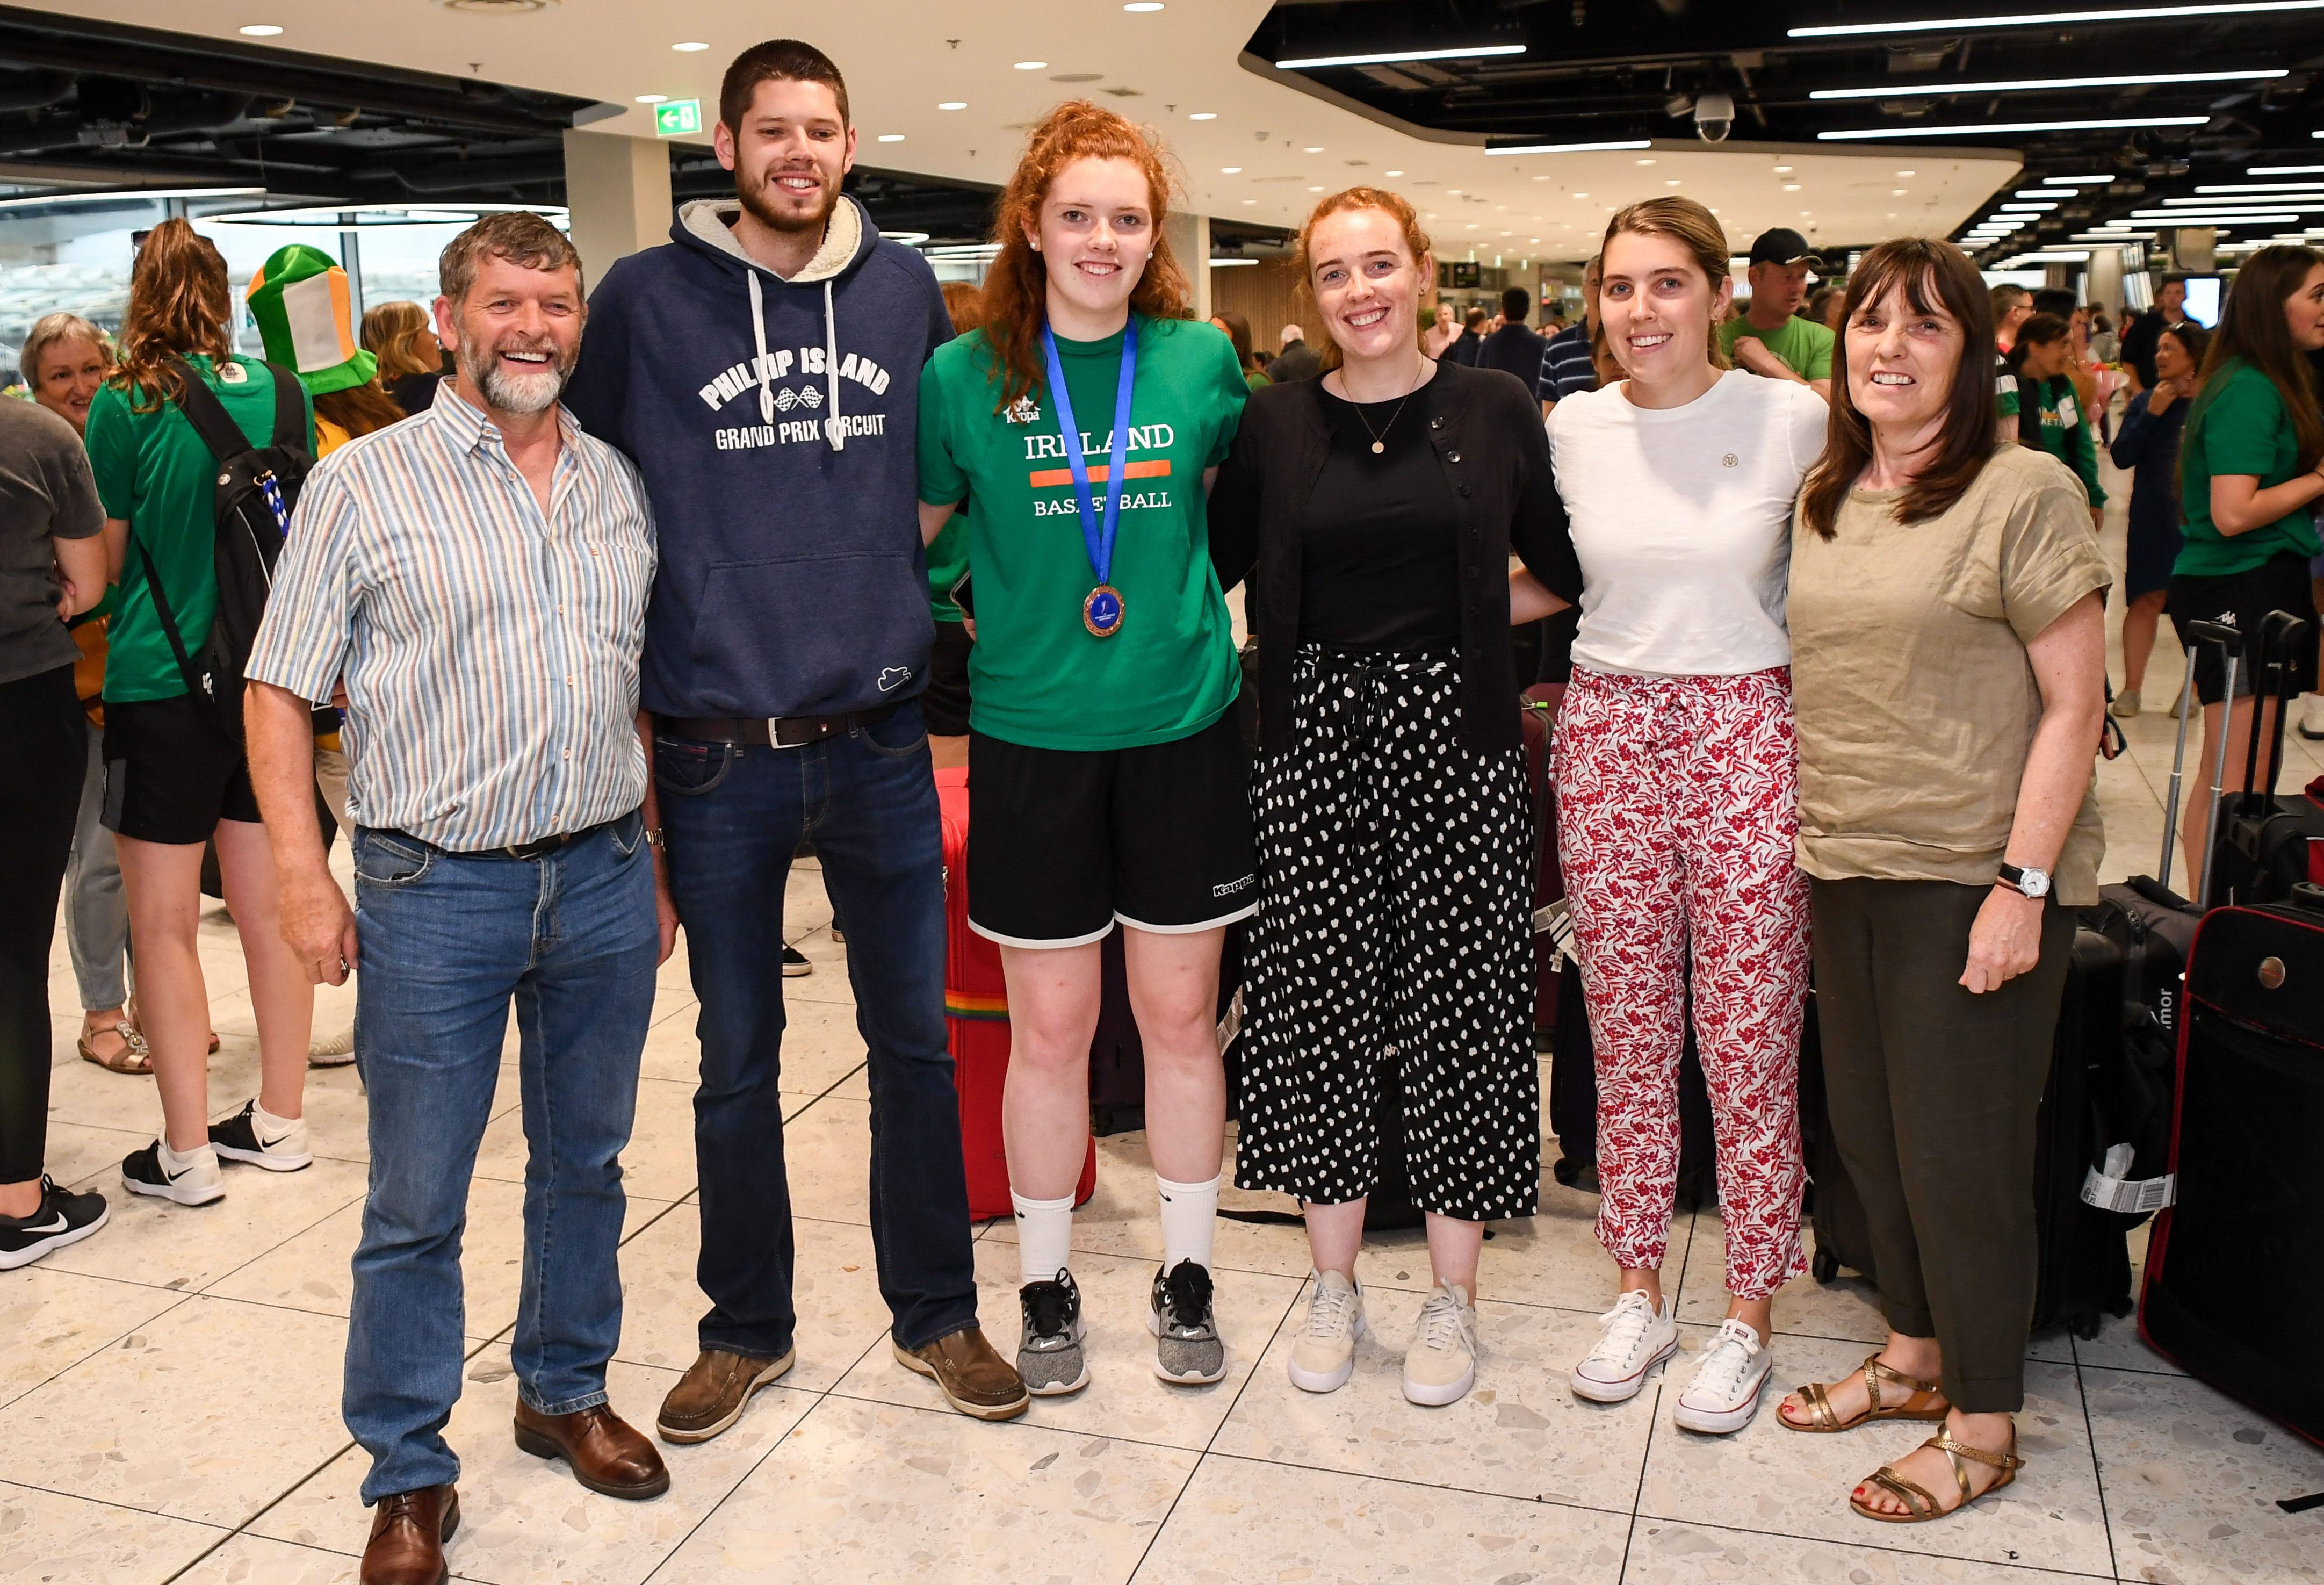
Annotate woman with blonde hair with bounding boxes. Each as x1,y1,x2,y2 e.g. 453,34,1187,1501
1212,186,1579,1404
359,298,443,416
916,100,1252,1394
84,217,319,1204
1512,197,1825,1434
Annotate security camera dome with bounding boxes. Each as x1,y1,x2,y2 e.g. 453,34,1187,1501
1694,92,1735,143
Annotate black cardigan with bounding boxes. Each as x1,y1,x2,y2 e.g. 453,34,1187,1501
1209,361,1582,755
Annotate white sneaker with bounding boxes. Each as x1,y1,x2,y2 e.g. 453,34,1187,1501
2109,687,2140,719
2299,691,2324,742
1672,1318,1772,1434
1287,1270,1367,1393
1570,1289,1679,1403
1402,1281,1477,1407
120,1140,224,1206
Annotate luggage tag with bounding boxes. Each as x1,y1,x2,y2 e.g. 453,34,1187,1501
2080,1141,2175,1215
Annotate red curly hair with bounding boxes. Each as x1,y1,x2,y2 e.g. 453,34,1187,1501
976,99,1192,410
1291,187,1435,374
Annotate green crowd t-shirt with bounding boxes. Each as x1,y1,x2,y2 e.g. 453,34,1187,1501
927,511,969,624
85,355,315,703
1719,313,1834,382
2175,359,2322,578
917,314,1247,750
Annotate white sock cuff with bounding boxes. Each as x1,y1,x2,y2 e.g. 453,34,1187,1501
253,1101,300,1135
1010,1190,1076,1216
1154,1173,1223,1198
157,1137,214,1173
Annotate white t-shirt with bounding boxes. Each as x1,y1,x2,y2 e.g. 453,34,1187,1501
1549,370,1829,677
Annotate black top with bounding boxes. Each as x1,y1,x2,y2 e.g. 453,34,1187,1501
387,370,443,417
2108,387,2191,547
1444,329,1483,368
2118,308,2167,391
1302,383,1463,652
1270,340,1322,384
1210,361,1581,757
1476,322,1549,391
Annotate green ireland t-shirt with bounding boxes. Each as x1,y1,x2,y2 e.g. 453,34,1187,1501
86,355,315,702
2176,360,2322,578
917,315,1247,750
927,511,968,624
1719,313,1834,381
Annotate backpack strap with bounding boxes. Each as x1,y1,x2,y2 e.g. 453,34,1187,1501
263,359,307,452
130,531,207,708
164,356,259,465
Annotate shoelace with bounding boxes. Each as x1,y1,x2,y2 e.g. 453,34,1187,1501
1692,1320,1760,1397
1023,1273,1075,1341
1161,1259,1214,1335
1590,1291,1660,1364
1302,1278,1358,1341
1414,1288,1471,1355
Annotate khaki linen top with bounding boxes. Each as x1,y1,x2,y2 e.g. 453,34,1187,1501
1788,445,2111,906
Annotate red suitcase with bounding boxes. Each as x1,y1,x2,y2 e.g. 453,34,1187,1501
939,767,1096,1220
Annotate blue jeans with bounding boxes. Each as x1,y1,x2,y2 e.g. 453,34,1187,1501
342,812,658,1504
653,698,978,1358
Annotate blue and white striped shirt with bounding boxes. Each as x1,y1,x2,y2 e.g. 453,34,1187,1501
246,385,656,851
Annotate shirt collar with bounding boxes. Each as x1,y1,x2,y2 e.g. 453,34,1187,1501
428,378,581,460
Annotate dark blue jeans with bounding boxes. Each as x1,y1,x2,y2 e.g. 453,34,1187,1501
654,698,978,1358
342,813,657,1503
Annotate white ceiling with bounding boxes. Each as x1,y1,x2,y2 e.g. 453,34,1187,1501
26,0,2023,258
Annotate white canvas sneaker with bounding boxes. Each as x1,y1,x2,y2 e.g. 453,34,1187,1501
1287,1270,1367,1393
1569,1289,1679,1403
1402,1281,1478,1407
1672,1318,1773,1434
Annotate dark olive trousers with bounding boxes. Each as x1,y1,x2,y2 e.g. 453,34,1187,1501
1808,877,2076,1414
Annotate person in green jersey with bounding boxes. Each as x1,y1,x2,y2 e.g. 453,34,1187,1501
1998,314,2106,528
1720,227,1834,400
84,220,320,1209
2163,244,2324,895
916,99,1251,1399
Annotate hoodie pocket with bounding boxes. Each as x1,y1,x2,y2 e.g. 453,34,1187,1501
689,553,933,716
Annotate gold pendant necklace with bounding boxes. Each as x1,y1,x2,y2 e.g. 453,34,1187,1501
1345,357,1427,454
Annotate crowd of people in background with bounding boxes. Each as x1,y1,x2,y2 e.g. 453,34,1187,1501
3,30,2321,1584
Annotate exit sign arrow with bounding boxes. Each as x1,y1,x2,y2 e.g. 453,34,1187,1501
653,99,702,138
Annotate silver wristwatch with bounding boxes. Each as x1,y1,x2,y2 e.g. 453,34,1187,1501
1996,862,2052,900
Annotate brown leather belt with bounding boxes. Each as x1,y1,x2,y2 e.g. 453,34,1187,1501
658,703,899,750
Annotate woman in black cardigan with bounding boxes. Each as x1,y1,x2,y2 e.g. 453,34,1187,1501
1210,187,1580,1407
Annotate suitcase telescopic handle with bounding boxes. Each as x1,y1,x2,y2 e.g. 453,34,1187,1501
2184,618,2243,650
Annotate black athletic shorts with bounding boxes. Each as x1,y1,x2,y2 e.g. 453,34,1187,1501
966,709,1258,948
923,618,973,738
101,693,262,844
2167,551,2320,705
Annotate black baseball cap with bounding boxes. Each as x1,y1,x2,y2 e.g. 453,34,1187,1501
1748,228,1824,268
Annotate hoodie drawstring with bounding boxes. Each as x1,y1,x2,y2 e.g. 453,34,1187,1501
749,271,775,428
823,278,844,453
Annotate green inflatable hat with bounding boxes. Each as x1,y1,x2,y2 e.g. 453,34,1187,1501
246,243,379,395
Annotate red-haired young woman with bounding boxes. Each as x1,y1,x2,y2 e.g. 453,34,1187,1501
915,101,1252,1395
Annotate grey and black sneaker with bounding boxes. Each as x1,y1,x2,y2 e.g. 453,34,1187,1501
0,1177,109,1270
1017,1269,1090,1396
781,945,813,978
1149,1258,1227,1385
208,1100,313,1172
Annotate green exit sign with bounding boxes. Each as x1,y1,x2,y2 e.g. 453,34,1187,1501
653,99,702,138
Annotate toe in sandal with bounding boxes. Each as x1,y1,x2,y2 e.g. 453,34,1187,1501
1781,1352,1949,1433
1851,1432,2024,1524
78,1020,153,1075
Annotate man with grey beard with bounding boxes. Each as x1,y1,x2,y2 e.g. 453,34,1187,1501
244,211,668,1585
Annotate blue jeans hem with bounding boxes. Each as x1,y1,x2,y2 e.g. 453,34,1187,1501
522,1386,610,1417
892,1310,986,1356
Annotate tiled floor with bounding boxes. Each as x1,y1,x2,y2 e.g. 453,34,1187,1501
11,445,2324,1583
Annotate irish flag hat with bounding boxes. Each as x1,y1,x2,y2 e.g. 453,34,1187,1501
244,244,378,395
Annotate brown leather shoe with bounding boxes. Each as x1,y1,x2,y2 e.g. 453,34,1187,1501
511,1401,670,1499
893,1324,1030,1421
657,1346,795,1444
361,1484,458,1585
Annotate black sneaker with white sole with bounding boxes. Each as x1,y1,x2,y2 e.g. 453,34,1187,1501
1017,1269,1090,1395
208,1100,313,1172
1149,1258,1227,1385
0,1178,109,1270
121,1141,225,1205
782,944,813,978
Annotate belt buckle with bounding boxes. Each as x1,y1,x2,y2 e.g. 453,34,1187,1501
769,716,810,750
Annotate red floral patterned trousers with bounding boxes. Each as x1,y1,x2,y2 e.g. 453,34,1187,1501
1554,667,1810,1299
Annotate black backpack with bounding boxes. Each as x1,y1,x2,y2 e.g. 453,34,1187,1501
132,356,311,746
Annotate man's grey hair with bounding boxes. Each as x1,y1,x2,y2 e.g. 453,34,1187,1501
439,212,584,307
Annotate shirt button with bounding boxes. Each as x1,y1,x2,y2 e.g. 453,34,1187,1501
563,749,572,759
565,675,574,686
1430,416,1445,429
1446,450,1461,464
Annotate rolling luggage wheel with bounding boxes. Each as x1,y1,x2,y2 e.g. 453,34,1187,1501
1812,1248,1840,1284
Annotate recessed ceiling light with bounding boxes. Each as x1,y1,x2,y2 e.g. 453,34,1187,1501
1303,146,1324,153
1221,166,1241,174
1013,61,1048,70
1124,2,1164,10
1820,114,2207,140
1636,158,1657,166
636,94,667,103
673,41,709,52
1189,111,1216,120
1384,169,1403,176
239,23,284,36
1241,198,1256,204
1573,192,1589,198
1310,185,1325,192
937,102,967,111
1896,169,1916,176
878,134,905,142
1773,164,1794,174
1782,183,1802,191
1892,189,1908,196
1664,178,1682,186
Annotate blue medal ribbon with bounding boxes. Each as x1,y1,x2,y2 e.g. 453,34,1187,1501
1040,317,1138,638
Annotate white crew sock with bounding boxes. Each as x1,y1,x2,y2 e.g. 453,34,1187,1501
252,1100,303,1144
1012,1190,1076,1288
156,1137,215,1176
1156,1172,1221,1273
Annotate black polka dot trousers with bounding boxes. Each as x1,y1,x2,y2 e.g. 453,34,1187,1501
1234,645,1541,1222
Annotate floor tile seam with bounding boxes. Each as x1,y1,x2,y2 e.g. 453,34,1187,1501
1195,1446,1648,1523
0,1288,202,1415
813,1386,1217,1461
1619,1510,2121,1582
2067,1356,2123,1582
0,1474,237,1535
180,1183,378,1296
161,1435,365,1585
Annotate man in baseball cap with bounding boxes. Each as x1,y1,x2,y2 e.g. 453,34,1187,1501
1719,227,1832,398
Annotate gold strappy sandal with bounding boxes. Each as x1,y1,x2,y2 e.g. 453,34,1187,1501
1851,1432,2024,1524
1780,1353,1950,1433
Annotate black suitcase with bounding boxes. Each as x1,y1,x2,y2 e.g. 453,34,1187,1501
2083,878,2197,1221
1799,990,1880,1286
1546,955,1717,1211
2029,927,2137,1337
2206,610,2323,908
2139,888,2324,1444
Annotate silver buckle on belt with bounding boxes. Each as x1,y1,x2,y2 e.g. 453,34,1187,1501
768,716,807,750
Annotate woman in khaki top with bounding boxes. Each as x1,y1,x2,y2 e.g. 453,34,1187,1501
1776,238,2109,1524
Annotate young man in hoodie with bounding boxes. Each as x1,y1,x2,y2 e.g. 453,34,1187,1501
564,38,1028,1435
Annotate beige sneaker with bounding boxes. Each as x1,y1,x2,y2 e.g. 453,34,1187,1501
1287,1269,1366,1393
1402,1280,1477,1406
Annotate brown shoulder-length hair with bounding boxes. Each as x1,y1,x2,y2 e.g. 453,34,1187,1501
1601,197,1732,371
977,100,1192,410
111,218,233,414
361,299,437,382
2186,243,2323,476
1800,236,1997,540
1291,186,1434,374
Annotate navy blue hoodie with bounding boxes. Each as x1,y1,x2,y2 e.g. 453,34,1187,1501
565,194,954,719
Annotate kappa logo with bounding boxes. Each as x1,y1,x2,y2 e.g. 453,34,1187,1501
1004,395,1041,426
877,666,912,693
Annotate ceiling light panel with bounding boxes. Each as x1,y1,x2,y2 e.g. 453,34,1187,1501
1789,3,2324,38
1813,68,2282,99
1274,45,1525,70
1821,115,2210,140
